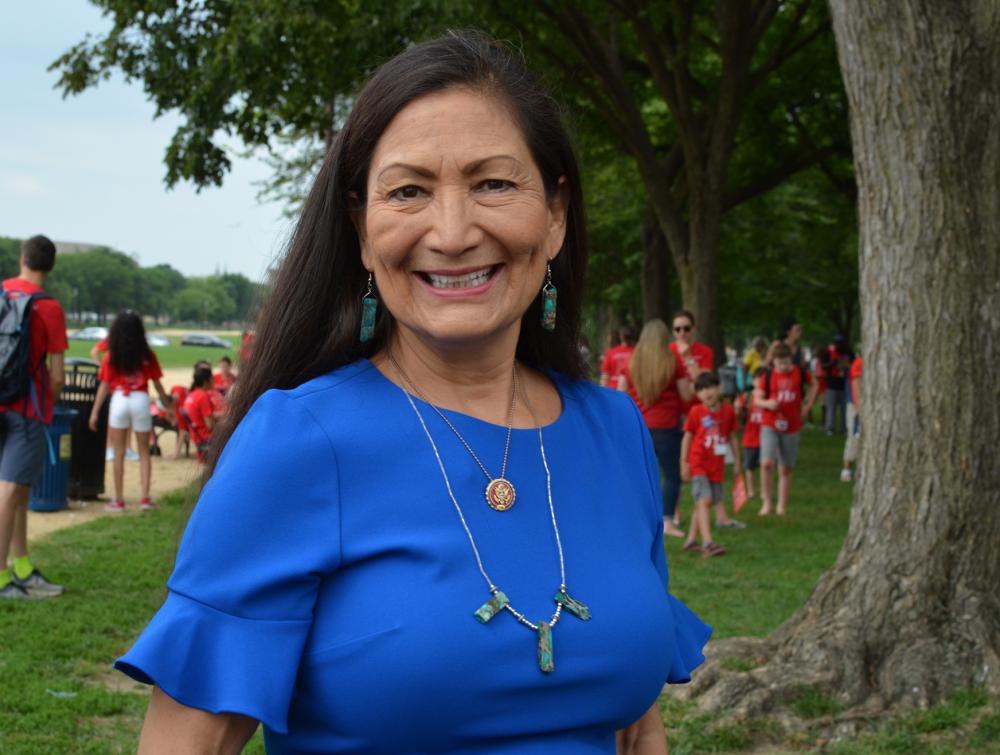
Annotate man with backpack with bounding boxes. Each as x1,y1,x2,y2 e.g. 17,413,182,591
0,235,67,599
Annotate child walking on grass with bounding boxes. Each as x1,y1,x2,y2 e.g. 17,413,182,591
740,367,766,498
681,371,743,557
89,312,173,512
755,342,818,515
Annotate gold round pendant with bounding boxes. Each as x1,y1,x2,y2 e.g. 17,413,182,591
485,478,516,512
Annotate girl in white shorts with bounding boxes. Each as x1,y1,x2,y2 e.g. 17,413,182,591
89,311,173,512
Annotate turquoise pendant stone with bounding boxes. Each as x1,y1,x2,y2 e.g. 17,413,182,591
474,591,509,624
537,622,554,673
359,296,378,342
554,590,592,621
540,287,557,331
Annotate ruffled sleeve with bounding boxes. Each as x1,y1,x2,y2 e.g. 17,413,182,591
632,398,712,683
115,389,341,733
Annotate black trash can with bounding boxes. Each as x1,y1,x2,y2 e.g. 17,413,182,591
29,406,78,512
59,357,107,499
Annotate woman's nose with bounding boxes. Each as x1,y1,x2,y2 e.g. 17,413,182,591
424,189,483,255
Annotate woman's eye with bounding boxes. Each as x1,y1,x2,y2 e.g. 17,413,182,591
389,185,425,200
477,179,514,192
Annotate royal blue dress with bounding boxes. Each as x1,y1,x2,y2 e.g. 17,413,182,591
116,360,710,754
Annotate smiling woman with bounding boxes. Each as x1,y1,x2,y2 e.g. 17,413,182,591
358,88,567,355
112,31,710,755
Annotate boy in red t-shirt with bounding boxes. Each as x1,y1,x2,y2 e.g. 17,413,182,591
681,372,742,557
755,343,818,516
0,236,68,599
740,367,766,498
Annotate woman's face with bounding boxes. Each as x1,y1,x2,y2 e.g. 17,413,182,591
357,88,568,353
672,315,696,346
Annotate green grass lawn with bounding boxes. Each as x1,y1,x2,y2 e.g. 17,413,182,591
665,429,853,639
0,430,994,753
64,335,240,370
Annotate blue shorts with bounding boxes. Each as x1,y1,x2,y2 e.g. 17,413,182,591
0,411,48,486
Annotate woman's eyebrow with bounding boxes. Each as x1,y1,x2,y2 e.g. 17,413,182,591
376,154,523,181
376,162,436,180
461,155,522,174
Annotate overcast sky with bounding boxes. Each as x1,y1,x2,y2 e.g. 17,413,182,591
0,1,295,281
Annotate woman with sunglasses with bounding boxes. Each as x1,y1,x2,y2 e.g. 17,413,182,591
669,310,713,382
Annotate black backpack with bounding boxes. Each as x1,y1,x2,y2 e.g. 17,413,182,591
0,290,51,406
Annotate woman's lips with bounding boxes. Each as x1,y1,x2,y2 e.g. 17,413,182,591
416,264,500,297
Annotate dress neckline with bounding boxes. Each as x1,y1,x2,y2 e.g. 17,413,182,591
362,358,567,433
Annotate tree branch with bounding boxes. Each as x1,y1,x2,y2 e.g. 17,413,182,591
723,144,842,210
751,19,830,87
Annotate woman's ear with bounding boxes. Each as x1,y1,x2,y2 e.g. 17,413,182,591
546,177,570,261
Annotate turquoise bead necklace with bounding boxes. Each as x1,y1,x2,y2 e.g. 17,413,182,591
389,354,591,673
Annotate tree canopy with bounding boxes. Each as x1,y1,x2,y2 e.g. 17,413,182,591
0,236,261,325
51,1,855,351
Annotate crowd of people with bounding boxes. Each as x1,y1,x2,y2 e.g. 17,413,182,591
599,311,863,557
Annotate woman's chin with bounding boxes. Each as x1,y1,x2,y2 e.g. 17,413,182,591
396,317,521,353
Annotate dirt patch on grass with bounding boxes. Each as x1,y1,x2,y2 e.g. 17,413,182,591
27,454,202,543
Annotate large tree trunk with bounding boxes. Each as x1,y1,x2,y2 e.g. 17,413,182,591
641,202,672,323
672,0,1000,719
679,189,724,363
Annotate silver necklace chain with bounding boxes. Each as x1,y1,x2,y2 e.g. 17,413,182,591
389,356,567,632
389,355,516,485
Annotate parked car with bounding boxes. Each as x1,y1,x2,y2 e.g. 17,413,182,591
68,327,108,341
180,333,232,349
147,334,171,347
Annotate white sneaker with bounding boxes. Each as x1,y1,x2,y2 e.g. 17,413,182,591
105,448,114,461
125,448,140,461
840,468,852,482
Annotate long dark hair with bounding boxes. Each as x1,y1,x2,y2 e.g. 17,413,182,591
208,30,589,475
107,311,152,375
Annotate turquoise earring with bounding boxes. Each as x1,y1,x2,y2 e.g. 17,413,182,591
540,263,557,331
360,272,378,342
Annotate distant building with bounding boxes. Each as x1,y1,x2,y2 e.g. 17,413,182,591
54,241,102,255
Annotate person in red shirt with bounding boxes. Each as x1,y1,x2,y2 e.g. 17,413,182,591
89,312,174,513
669,310,713,415
90,336,141,462
213,356,237,396
0,235,68,599
680,372,742,557
168,385,190,459
740,367,766,498
238,330,254,367
841,355,864,482
819,334,853,435
184,366,223,462
195,359,229,414
598,326,636,389
669,309,713,380
622,319,693,537
754,342,819,516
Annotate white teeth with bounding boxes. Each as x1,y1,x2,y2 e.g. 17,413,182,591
426,267,493,289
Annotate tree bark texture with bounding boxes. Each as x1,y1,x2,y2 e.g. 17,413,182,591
641,202,672,323
674,0,1000,718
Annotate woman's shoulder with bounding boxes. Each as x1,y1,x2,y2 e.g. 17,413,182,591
552,372,645,430
283,359,381,401
246,360,396,442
